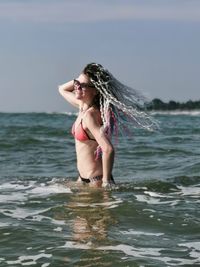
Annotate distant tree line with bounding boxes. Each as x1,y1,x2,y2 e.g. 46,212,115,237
146,98,200,111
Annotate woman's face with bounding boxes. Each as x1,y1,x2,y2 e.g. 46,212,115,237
74,73,97,101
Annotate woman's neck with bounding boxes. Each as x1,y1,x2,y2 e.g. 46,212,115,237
79,102,93,112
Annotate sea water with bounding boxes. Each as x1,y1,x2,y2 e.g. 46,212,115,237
0,112,199,267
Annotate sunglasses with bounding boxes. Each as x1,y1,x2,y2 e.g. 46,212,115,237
73,79,95,90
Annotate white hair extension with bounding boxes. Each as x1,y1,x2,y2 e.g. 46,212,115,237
83,63,159,137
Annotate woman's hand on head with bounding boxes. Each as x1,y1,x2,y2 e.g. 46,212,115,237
58,80,80,108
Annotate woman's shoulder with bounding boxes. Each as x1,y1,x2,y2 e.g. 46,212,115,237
85,107,102,124
86,106,99,116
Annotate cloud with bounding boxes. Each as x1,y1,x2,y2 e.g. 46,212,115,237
0,0,200,23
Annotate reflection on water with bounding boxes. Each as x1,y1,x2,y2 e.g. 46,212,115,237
68,189,117,244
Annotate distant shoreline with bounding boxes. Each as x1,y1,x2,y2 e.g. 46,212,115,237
150,110,200,116
146,98,200,111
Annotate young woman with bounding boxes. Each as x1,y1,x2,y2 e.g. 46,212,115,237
58,63,157,188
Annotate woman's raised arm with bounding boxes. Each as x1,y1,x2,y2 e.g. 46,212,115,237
58,80,80,108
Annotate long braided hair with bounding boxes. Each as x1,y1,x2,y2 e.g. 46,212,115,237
82,63,158,157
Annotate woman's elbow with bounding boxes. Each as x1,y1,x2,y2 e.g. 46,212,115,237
102,144,114,155
58,85,65,96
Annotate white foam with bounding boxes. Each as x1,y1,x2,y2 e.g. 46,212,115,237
29,183,72,196
3,233,10,236
0,181,35,204
135,194,174,205
178,242,200,264
177,185,200,197
1,207,50,220
144,191,172,198
98,244,161,257
61,241,161,257
61,241,200,265
50,218,66,226
54,227,63,232
6,253,52,266
179,241,200,250
0,182,34,190
63,111,77,116
0,222,11,228
42,263,50,267
0,180,72,203
1,207,67,226
121,229,164,237
134,187,148,190
61,241,91,250
38,111,76,116
142,208,156,213
60,111,77,116
0,192,27,203
143,191,180,206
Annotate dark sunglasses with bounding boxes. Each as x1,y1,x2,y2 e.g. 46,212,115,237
73,79,95,90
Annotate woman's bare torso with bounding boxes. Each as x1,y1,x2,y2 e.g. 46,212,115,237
75,140,102,178
73,109,103,178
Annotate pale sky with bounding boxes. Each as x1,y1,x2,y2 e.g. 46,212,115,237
0,0,200,112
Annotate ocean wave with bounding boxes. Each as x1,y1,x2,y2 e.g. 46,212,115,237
45,111,77,116
6,253,52,266
0,111,77,116
61,241,200,266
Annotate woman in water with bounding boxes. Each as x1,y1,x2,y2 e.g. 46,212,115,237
58,63,157,188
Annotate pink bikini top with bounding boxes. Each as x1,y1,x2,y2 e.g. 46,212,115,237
71,119,96,142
